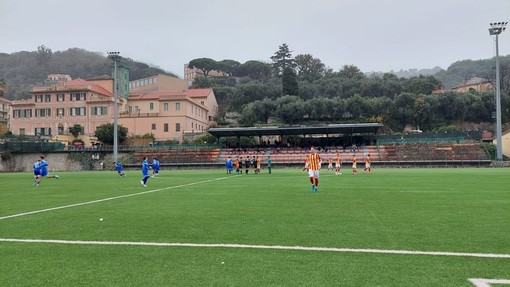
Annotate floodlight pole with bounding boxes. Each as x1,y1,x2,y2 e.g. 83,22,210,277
108,51,121,163
489,22,507,161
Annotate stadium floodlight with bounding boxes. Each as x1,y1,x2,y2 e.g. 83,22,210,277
107,51,121,163
488,22,507,161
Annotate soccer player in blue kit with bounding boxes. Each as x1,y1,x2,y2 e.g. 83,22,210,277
141,157,150,187
151,158,160,177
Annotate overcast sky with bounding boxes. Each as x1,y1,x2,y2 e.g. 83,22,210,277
1,0,509,77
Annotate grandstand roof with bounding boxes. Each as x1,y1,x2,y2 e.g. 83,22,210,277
208,123,383,138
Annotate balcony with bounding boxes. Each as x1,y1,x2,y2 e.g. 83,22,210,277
119,112,160,118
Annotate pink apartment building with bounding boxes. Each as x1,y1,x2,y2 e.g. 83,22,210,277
121,88,216,142
9,74,218,144
10,78,125,138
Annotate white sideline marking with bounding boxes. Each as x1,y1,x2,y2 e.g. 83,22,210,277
0,176,235,221
469,278,510,286
0,238,509,259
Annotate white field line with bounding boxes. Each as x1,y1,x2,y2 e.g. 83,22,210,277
0,238,509,259
0,176,236,221
469,278,510,286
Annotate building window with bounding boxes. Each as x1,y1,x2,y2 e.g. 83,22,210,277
163,103,169,111
14,109,32,118
35,95,43,103
164,123,169,132
70,107,86,116
91,106,107,116
35,108,51,117
57,94,65,102
175,102,180,111
35,127,51,136
150,102,154,110
152,123,156,130
45,94,51,102
175,123,180,132
201,101,205,105
19,128,25,135
58,124,64,135
70,92,86,101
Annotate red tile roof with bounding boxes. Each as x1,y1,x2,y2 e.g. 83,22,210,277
65,79,114,97
131,88,212,100
187,88,213,98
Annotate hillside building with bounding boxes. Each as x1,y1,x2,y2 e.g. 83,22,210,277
9,78,126,140
9,72,218,144
451,77,494,93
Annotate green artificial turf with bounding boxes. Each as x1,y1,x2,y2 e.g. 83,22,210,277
1,168,509,286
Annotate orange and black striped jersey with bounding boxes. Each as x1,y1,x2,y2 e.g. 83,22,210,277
335,156,341,164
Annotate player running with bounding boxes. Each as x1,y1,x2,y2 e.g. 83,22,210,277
114,162,125,177
140,157,150,187
307,147,321,192
352,154,357,175
363,154,372,174
151,158,160,177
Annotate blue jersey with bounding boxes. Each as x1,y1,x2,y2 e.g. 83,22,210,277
226,158,233,169
152,159,160,171
39,160,49,176
33,161,41,176
115,163,123,172
142,160,150,176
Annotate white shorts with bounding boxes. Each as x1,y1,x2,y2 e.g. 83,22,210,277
365,163,371,168
308,169,320,178
352,163,357,169
335,163,341,168
328,164,333,169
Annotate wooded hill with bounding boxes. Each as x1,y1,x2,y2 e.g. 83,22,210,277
0,46,177,100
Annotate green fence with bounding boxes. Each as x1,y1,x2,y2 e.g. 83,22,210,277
0,142,65,152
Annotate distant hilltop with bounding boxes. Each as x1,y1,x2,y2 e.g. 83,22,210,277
366,66,443,78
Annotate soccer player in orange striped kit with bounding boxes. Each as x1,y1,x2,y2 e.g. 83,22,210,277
307,147,321,192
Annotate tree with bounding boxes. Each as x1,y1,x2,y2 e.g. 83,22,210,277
270,43,296,76
338,65,364,79
403,75,442,95
36,45,52,66
0,79,5,97
188,58,218,77
237,60,271,79
68,124,83,138
275,95,304,124
282,66,299,96
94,123,128,145
295,54,325,82
217,59,240,76
193,132,216,144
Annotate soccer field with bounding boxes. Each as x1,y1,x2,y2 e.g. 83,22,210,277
1,168,509,286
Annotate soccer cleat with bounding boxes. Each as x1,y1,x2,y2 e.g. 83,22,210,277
311,184,315,192
143,185,147,187
140,180,144,186
55,175,60,179
314,186,319,192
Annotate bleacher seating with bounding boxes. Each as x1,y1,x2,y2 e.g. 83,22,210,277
128,144,490,167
